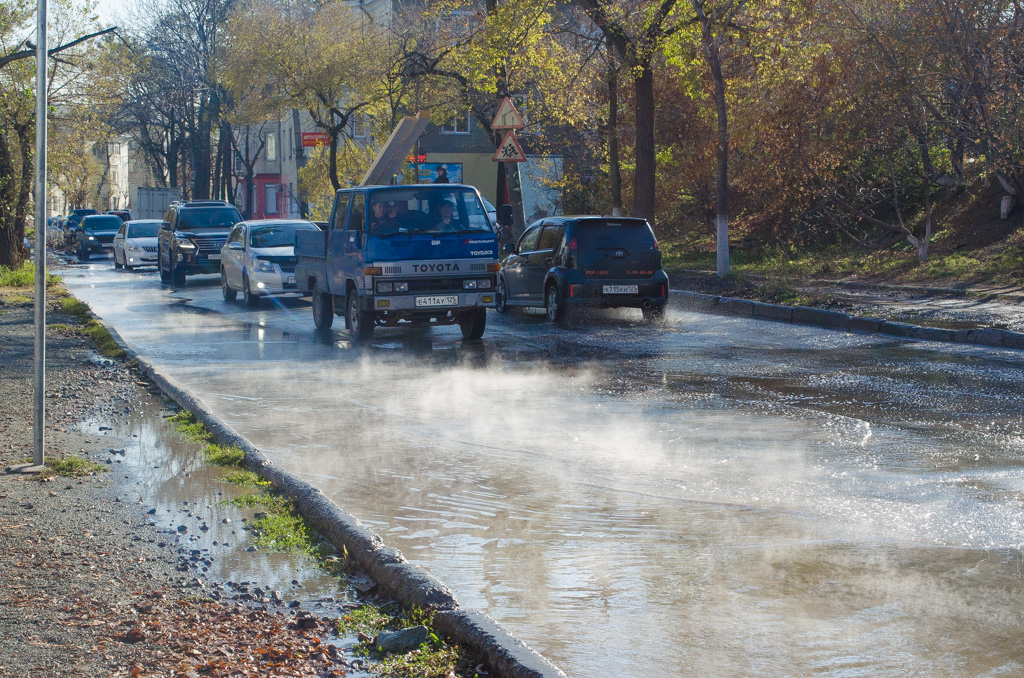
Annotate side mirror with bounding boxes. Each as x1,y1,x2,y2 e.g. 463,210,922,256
160,221,171,230
228,241,244,250
502,243,515,254
499,204,514,227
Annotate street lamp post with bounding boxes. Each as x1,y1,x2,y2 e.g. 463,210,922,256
31,0,48,471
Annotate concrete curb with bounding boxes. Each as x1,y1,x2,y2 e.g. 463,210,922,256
90,317,568,678
673,290,1024,350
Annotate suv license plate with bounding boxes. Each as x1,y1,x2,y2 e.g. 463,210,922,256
603,285,638,294
206,253,221,261
415,295,459,307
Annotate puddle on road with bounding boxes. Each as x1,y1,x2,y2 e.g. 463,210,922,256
80,389,354,610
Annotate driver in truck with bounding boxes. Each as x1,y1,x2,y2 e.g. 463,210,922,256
370,199,402,235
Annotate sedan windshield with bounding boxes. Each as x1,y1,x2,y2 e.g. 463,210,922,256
127,222,161,238
82,216,123,231
367,187,492,236
249,222,317,248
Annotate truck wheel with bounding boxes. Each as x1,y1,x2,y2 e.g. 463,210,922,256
545,283,566,322
170,257,186,287
312,282,333,331
243,274,260,308
459,308,487,340
346,291,374,341
221,269,237,302
159,249,170,282
495,275,509,314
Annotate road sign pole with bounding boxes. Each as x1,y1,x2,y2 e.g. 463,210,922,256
32,0,48,470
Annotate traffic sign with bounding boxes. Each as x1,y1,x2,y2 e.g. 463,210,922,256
492,131,527,163
491,97,525,130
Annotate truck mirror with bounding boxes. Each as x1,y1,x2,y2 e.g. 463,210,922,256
499,204,514,227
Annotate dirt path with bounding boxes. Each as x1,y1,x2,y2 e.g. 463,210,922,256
0,294,347,677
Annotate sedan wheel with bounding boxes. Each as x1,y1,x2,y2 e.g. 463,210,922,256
221,269,237,302
495,276,509,314
243,274,260,308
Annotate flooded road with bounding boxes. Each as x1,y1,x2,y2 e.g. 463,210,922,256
61,260,1024,677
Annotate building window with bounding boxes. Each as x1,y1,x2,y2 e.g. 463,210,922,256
266,133,277,161
352,113,368,139
265,184,279,215
441,110,471,134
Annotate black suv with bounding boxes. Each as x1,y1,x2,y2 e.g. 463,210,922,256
158,200,242,286
496,216,669,322
76,214,123,260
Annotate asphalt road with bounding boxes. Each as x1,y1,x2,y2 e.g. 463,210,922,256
60,257,1024,678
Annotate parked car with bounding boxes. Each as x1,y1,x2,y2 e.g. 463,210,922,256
158,200,243,287
496,216,669,322
76,214,123,260
113,219,162,270
107,210,132,222
220,219,319,307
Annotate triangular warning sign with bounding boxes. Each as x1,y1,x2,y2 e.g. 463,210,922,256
492,131,527,162
491,97,525,130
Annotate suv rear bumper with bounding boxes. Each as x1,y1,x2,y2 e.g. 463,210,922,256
563,273,669,309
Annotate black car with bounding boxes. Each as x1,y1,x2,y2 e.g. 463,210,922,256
64,208,98,245
107,210,132,222
158,200,243,287
76,214,123,260
496,216,669,322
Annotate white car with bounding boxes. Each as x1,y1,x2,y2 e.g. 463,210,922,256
113,219,161,270
220,219,320,307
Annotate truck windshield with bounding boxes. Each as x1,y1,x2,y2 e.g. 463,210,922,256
366,187,493,236
249,222,318,248
177,207,242,231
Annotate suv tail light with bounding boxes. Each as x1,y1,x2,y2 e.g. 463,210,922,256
566,237,577,268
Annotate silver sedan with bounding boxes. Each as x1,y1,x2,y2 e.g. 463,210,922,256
219,219,319,307
113,219,162,270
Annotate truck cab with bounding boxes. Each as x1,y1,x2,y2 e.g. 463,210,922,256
295,185,500,341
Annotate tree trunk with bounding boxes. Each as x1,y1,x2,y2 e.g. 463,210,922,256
14,123,33,263
608,64,622,217
633,63,656,222
328,132,340,191
0,128,22,269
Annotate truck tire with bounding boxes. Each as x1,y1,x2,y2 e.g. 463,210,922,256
312,281,333,331
346,291,374,341
459,308,487,340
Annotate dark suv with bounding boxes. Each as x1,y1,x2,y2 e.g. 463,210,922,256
76,214,123,260
158,200,243,286
496,216,669,322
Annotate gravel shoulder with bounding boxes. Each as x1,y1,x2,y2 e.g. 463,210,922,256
0,291,347,678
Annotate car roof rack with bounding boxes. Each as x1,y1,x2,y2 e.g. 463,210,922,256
183,200,229,206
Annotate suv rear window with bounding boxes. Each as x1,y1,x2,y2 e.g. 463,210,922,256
177,206,242,230
576,220,656,252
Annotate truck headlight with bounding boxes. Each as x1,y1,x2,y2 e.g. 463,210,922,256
394,282,408,292
377,282,393,293
251,258,275,272
463,280,477,290
477,279,492,289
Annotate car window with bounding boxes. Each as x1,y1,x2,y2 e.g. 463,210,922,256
117,224,126,237
537,224,564,252
249,222,317,248
348,195,366,231
577,220,657,252
82,216,122,230
518,225,541,253
176,206,242,230
127,222,160,238
333,196,351,230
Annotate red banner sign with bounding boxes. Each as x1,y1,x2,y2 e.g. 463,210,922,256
301,132,330,147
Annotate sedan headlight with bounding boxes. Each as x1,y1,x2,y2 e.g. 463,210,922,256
128,244,143,252
175,238,197,250
87,236,95,241
251,258,275,272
